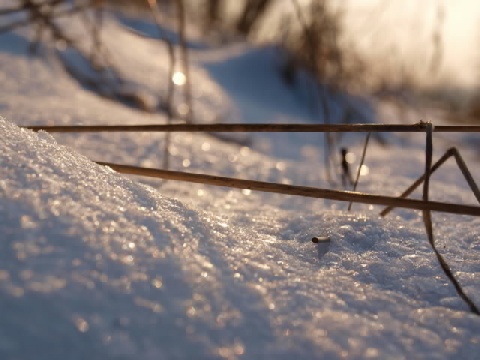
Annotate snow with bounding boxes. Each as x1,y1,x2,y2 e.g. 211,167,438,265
1,10,480,360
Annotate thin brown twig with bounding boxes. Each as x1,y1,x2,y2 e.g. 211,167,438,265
21,0,78,48
175,0,193,124
95,161,480,217
0,1,90,35
1,0,65,15
145,0,176,169
430,0,444,75
290,0,337,184
422,122,433,232
320,86,336,184
421,124,480,315
145,0,175,111
348,132,370,211
380,147,480,217
77,1,105,65
452,149,480,203
23,122,480,133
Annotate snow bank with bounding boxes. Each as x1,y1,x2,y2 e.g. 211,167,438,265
1,10,480,359
1,117,480,359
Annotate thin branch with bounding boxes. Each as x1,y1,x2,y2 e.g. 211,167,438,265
422,124,480,315
145,0,176,169
145,0,175,112
0,0,64,15
319,85,336,184
95,161,480,217
24,122,480,133
348,132,371,211
422,122,433,221
290,0,337,184
92,2,104,60
77,1,105,65
452,149,480,203
430,0,444,75
0,1,92,39
21,0,78,48
290,0,310,35
175,0,194,123
380,147,480,217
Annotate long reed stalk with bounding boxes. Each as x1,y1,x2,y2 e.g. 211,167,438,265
25,123,480,133
145,0,176,169
381,147,480,217
421,124,480,315
175,0,193,123
95,161,480,217
348,132,371,211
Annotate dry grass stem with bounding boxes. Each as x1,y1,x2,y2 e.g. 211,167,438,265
95,161,480,217
381,147,480,217
421,124,480,315
145,0,176,169
175,0,193,123
348,132,371,211
25,123,480,133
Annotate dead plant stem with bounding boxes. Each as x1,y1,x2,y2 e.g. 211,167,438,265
25,123,480,133
380,147,480,217
421,124,480,315
95,161,480,217
348,132,370,211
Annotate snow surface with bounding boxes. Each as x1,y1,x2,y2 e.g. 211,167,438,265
1,11,480,360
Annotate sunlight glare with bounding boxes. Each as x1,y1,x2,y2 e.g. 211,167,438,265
360,165,369,176
172,71,187,86
242,189,252,196
345,152,356,164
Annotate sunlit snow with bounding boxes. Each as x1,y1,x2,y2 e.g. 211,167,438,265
0,10,479,360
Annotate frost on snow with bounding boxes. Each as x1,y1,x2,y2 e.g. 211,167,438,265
1,117,480,359
1,14,480,360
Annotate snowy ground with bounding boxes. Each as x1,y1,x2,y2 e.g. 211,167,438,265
1,11,480,360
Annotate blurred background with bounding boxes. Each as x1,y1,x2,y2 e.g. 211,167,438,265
108,0,480,122
2,0,480,123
